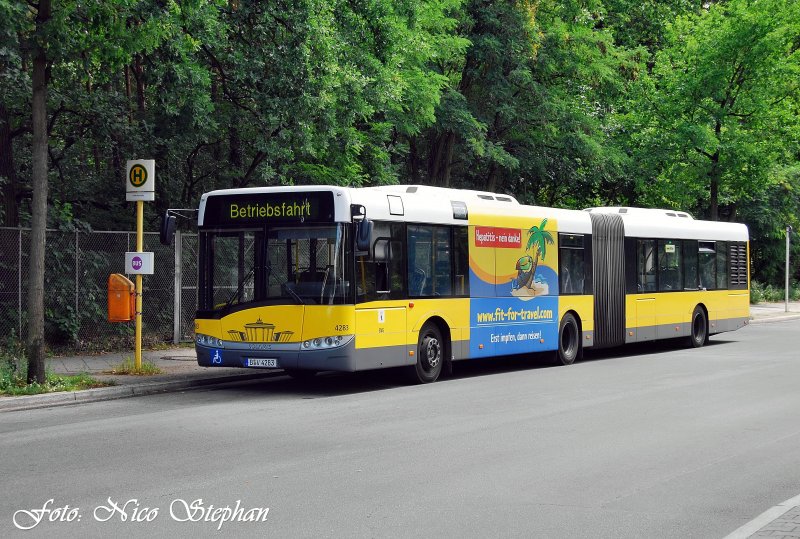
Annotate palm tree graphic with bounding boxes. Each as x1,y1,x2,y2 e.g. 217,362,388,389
521,218,554,289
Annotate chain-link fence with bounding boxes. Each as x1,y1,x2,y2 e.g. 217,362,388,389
0,227,197,349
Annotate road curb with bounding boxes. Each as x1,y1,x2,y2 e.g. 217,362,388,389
749,313,800,324
0,370,284,413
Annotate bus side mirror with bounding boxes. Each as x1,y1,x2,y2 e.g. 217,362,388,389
356,218,372,253
160,212,177,246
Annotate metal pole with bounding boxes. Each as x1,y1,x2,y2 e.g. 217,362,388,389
135,201,143,369
787,226,792,313
173,229,182,344
75,230,79,316
18,228,22,337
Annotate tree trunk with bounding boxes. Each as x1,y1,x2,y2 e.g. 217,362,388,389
124,65,133,123
709,119,722,221
709,151,720,221
27,0,51,384
133,54,146,116
409,136,420,184
428,131,454,186
0,103,20,226
442,132,455,187
487,162,499,193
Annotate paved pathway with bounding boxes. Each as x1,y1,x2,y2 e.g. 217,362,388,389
750,506,800,537
726,494,800,538
748,300,800,323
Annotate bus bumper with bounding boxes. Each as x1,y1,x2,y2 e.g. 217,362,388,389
195,337,358,372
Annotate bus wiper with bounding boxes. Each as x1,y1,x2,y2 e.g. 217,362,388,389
224,266,255,308
283,283,304,305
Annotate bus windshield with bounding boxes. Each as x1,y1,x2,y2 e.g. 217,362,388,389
199,223,352,311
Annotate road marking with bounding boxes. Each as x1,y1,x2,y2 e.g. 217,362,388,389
724,492,800,539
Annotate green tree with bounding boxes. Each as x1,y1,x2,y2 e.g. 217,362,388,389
409,0,636,210
626,0,800,221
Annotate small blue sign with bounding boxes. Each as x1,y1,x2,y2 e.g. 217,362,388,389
211,349,223,364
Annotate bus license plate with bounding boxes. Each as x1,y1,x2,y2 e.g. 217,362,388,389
246,358,277,368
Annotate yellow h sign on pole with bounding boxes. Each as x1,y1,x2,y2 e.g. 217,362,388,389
130,164,148,187
125,160,156,370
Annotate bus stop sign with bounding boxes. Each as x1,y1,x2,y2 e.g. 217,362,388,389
126,159,155,201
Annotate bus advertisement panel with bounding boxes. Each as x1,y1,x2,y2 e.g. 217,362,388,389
469,217,560,358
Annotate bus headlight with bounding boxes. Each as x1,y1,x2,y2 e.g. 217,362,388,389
302,335,353,350
196,333,224,348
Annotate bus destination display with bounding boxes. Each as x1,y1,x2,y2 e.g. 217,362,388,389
203,191,335,226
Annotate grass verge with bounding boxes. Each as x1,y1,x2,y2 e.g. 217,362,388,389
105,358,163,375
1,346,115,396
1,372,116,396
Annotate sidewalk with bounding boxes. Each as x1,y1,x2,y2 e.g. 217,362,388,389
0,346,282,412
2,301,799,413
748,300,800,324
725,493,800,538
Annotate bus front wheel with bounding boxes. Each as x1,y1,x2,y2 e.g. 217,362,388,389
409,322,444,383
688,306,708,348
557,313,581,366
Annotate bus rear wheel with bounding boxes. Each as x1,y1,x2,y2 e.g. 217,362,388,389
688,306,708,348
409,322,444,383
557,313,581,366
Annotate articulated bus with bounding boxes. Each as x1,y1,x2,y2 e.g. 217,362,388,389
179,184,749,383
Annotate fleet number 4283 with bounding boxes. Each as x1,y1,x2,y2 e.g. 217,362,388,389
335,324,349,332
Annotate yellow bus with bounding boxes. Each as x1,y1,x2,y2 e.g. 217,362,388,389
174,185,749,383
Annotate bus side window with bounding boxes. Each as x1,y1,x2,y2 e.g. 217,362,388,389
357,222,405,301
434,227,452,296
453,226,469,296
716,241,728,289
637,239,656,292
683,240,698,290
559,233,585,295
698,241,716,290
658,239,682,291
373,238,392,294
407,224,453,297
407,225,432,296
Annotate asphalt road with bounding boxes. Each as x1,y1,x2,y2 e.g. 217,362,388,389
2,320,800,538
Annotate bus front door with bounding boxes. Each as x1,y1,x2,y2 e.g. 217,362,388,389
354,306,408,370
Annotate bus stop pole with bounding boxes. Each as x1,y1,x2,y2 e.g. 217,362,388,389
135,200,143,369
787,226,792,313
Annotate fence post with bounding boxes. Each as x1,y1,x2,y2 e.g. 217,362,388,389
18,228,22,337
173,229,182,344
75,230,79,316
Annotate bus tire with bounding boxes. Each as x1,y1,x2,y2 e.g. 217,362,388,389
409,322,444,383
284,369,317,380
557,313,581,366
688,306,708,348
